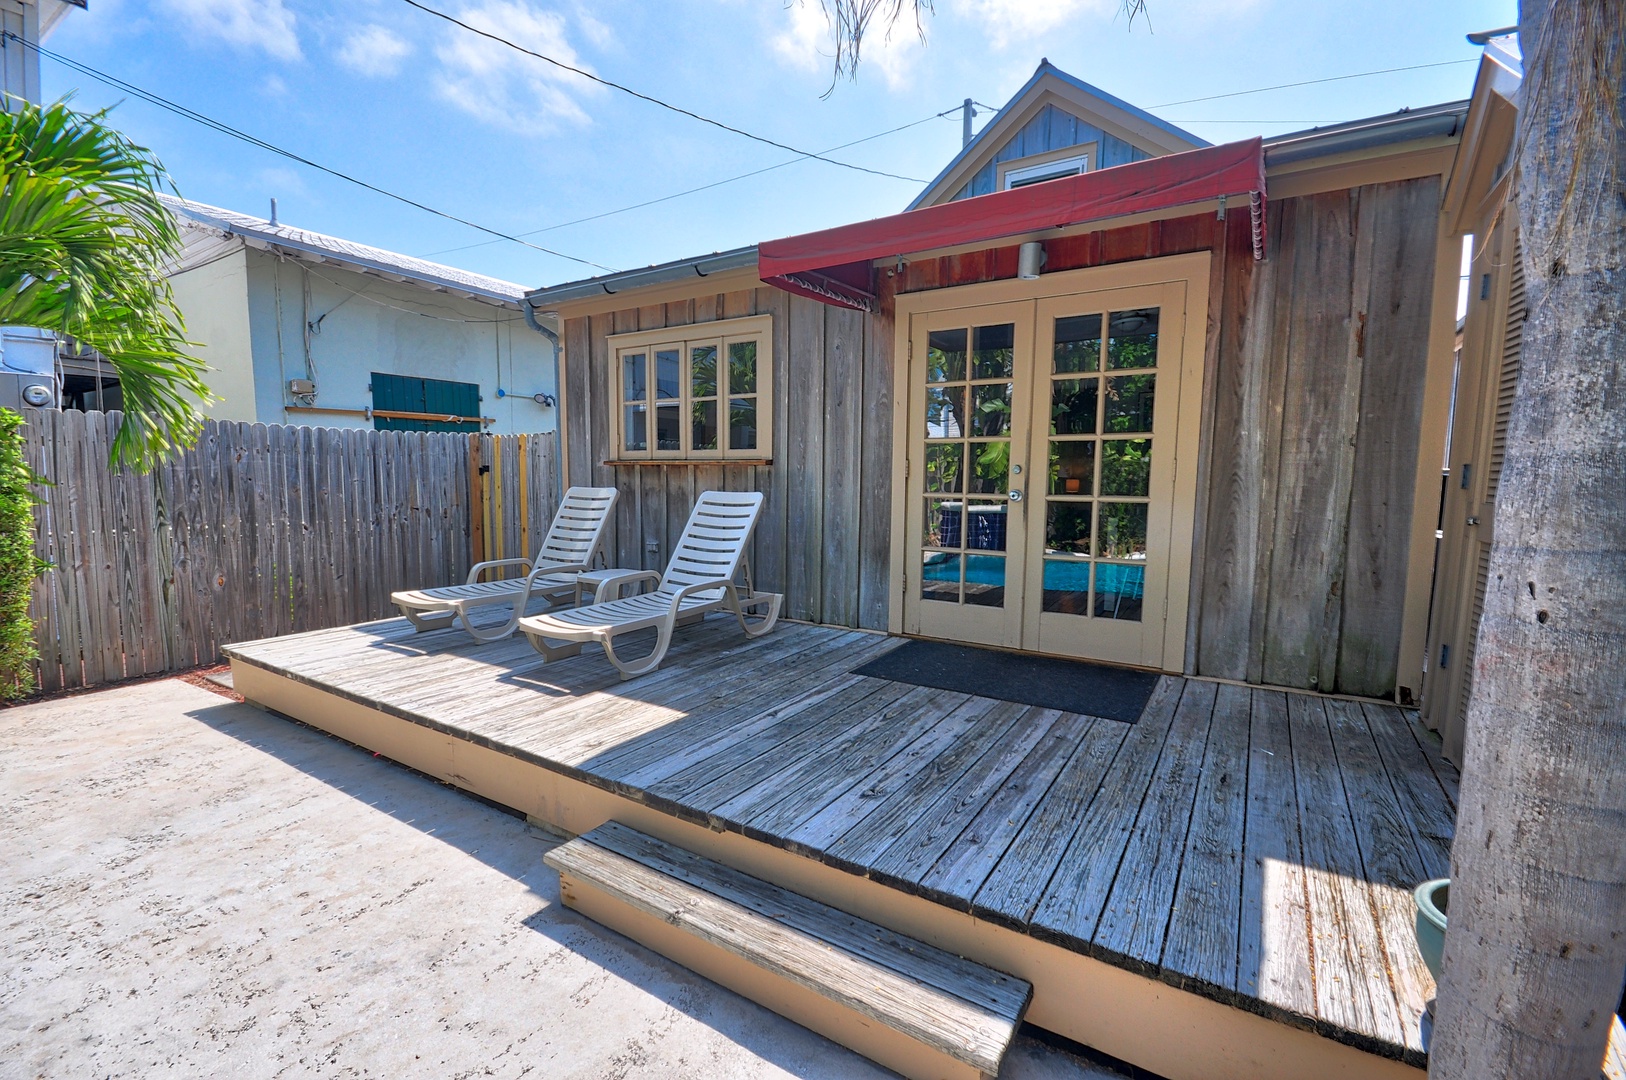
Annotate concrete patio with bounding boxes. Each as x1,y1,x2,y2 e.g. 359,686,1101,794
0,677,1122,1079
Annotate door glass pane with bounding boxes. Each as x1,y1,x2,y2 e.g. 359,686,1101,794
623,353,647,401
729,397,757,450
972,323,1015,379
964,555,1005,607
1100,439,1151,497
655,403,681,451
926,386,966,438
971,382,1012,436
1051,379,1099,435
655,349,681,401
965,501,1007,552
925,499,962,548
624,404,647,451
728,341,757,394
1103,374,1155,433
1094,563,1146,621
1042,557,1090,614
692,399,718,451
927,329,966,382
1097,503,1148,558
1049,440,1095,495
968,441,1009,493
1045,502,1093,555
921,552,961,603
691,345,718,398
924,443,964,493
1107,308,1159,370
1054,314,1102,374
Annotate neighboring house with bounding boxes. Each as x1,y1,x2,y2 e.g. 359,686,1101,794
531,59,1465,704
165,197,559,435
0,0,82,107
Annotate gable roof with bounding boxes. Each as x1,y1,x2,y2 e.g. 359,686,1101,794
907,59,1208,210
163,196,529,309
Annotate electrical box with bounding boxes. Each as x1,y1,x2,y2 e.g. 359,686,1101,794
288,378,316,397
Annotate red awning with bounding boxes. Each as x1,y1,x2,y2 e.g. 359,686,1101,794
759,137,1266,311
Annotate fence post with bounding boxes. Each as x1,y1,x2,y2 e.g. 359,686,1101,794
467,432,485,567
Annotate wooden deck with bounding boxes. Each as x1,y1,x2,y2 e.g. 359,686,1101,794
225,614,1458,1074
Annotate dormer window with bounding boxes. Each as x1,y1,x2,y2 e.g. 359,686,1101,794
1003,152,1093,190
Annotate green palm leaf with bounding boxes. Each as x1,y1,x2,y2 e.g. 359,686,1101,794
0,98,210,468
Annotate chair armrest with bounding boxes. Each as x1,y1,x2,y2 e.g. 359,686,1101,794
528,561,591,581
665,578,737,614
593,570,660,603
467,558,537,584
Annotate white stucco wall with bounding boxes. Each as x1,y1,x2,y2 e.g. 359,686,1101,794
169,246,258,422
241,249,557,435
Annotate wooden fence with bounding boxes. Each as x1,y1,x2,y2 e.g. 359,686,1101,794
22,410,560,693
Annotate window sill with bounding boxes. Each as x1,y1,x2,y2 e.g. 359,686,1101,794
603,459,772,468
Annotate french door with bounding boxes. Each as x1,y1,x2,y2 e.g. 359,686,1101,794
901,273,1196,670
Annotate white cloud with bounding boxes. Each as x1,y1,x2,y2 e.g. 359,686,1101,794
159,0,301,61
433,1,601,132
952,0,1113,49
769,0,923,90
573,5,615,50
337,23,415,78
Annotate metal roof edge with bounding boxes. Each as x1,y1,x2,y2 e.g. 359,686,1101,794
1262,101,1470,167
524,245,759,308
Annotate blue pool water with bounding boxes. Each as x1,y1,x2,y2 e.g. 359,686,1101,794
922,554,1144,593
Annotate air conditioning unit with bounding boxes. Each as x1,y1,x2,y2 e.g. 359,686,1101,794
0,326,60,410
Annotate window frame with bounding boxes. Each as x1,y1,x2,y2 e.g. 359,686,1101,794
1000,148,1095,191
608,313,774,463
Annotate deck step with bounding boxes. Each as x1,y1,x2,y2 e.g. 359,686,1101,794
544,822,1032,1080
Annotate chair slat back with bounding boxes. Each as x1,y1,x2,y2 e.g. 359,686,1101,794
534,486,619,571
658,490,764,595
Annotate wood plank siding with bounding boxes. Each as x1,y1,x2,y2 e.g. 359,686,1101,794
947,103,1150,201
562,286,894,630
560,176,1442,697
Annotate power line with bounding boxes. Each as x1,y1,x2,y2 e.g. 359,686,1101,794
397,0,928,185
423,108,961,259
1148,58,1477,109
14,33,618,273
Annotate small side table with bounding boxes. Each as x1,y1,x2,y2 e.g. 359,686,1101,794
575,568,654,606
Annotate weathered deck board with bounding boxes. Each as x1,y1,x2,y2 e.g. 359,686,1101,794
225,617,1449,1065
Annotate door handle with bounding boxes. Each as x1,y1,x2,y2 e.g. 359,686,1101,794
1009,489,1024,502
1467,516,1480,526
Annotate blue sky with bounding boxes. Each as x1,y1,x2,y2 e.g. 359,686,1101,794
48,0,1511,289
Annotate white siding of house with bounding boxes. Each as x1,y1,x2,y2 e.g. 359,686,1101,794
171,246,258,422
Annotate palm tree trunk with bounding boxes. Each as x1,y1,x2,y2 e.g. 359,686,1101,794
1429,2,1626,1077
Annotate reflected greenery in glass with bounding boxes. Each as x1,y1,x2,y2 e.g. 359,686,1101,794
1048,440,1095,495
1104,374,1154,433
927,329,967,382
971,382,1012,437
1107,308,1159,370
926,385,966,438
970,440,1009,493
692,399,718,451
691,344,717,398
1100,439,1151,497
1097,502,1148,558
1054,313,1102,374
1046,502,1093,555
972,323,1015,378
1051,378,1098,435
728,341,756,394
925,443,963,493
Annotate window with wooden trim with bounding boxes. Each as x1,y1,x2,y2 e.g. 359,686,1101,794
609,314,773,462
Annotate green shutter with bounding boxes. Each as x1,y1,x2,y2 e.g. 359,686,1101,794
371,372,480,433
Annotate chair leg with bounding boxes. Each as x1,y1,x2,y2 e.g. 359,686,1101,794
598,619,676,679
401,606,456,633
458,601,523,643
729,591,782,639
524,630,585,662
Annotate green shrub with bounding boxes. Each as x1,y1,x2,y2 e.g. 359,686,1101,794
0,408,48,699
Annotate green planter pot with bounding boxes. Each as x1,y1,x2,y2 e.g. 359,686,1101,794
1414,878,1450,982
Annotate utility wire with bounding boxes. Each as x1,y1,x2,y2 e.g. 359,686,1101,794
397,0,927,185
14,33,618,272
1148,58,1477,109
423,107,961,259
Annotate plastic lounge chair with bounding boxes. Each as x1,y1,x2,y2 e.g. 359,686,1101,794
391,486,618,643
517,490,782,678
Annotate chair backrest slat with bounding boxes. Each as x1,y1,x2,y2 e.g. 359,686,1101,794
658,490,764,594
534,486,619,571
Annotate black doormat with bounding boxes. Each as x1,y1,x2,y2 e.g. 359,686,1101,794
852,639,1159,724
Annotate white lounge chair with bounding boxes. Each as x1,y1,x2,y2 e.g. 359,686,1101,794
517,490,782,678
391,486,618,643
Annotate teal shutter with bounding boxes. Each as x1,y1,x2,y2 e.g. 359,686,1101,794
371,372,481,432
